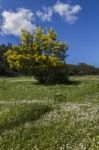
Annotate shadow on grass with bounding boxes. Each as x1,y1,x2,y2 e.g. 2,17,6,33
0,104,51,134
0,75,82,86
66,80,82,86
34,80,82,86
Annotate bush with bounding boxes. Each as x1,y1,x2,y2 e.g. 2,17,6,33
33,65,68,84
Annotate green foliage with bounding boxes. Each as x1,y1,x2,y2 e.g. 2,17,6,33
67,63,99,76
21,30,33,46
5,27,68,83
0,44,16,76
33,65,68,84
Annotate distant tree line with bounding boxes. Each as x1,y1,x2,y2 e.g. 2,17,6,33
67,63,99,76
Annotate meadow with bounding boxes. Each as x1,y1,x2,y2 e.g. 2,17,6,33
0,76,99,149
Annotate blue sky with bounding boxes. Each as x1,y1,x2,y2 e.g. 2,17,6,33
0,0,99,67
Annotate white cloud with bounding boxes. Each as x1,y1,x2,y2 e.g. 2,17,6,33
0,1,82,36
36,1,82,24
54,1,82,24
36,7,53,22
1,8,36,36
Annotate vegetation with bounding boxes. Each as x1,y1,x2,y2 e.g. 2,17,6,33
0,26,99,149
67,63,99,76
5,27,68,83
0,76,99,149
0,43,99,78
0,27,99,81
0,43,15,76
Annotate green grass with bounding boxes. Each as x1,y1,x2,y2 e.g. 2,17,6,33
0,76,99,103
0,76,99,149
0,104,51,133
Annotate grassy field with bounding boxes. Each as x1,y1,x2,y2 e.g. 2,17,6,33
0,76,99,149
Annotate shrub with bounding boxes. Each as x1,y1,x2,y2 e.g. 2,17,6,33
33,65,68,84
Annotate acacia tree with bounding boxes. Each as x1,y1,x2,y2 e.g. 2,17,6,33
5,27,68,83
